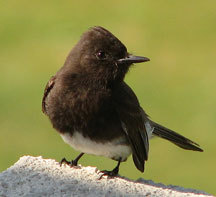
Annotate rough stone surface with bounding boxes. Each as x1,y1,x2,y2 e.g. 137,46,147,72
0,156,213,197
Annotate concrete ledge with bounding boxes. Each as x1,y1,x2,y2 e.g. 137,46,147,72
0,156,213,197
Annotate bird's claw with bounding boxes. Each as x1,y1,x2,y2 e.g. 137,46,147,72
98,168,119,180
60,158,77,167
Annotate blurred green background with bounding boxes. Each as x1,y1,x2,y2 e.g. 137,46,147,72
0,0,215,194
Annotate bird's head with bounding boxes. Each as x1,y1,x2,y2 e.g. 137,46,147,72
62,26,150,84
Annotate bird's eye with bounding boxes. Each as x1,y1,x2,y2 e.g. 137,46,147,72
96,51,106,60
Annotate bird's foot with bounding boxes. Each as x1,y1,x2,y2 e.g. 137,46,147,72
60,157,78,167
98,166,119,180
60,153,84,168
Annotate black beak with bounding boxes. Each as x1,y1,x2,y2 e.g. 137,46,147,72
117,55,150,64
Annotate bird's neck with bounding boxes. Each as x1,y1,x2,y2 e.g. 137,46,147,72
60,71,123,91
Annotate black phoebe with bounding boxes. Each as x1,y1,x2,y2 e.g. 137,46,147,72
42,26,203,177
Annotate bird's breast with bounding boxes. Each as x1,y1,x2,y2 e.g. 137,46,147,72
46,84,110,133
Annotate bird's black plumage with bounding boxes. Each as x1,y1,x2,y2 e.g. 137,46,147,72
42,26,203,176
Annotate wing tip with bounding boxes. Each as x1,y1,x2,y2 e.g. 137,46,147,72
132,154,145,173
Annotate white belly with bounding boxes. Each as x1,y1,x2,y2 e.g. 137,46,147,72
60,132,132,161
60,121,154,161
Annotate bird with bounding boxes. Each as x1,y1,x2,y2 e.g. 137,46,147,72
42,26,203,177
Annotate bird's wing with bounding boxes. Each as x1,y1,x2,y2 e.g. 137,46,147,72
113,82,149,172
42,76,56,114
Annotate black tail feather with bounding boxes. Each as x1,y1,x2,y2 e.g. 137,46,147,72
151,121,203,152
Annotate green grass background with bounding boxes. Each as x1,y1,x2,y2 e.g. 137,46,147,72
0,0,215,194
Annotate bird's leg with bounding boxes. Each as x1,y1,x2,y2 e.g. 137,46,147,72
71,152,85,166
60,152,84,167
99,158,121,179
